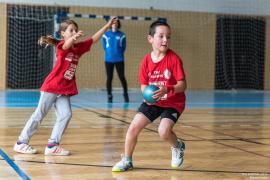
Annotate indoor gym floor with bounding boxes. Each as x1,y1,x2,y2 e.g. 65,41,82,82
0,89,270,180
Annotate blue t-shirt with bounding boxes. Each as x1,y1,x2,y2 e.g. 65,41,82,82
102,30,126,62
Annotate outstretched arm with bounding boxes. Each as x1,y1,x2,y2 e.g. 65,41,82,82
62,30,84,50
92,17,118,44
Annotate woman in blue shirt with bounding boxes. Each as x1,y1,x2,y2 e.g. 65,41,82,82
102,19,129,103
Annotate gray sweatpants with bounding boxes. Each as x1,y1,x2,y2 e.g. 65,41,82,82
18,91,72,144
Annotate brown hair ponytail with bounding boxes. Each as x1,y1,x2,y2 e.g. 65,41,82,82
38,35,60,47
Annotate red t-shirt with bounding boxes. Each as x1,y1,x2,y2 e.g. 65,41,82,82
41,38,93,96
139,49,186,113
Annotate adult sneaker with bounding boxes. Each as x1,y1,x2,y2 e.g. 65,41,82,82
171,140,185,168
44,146,70,156
112,156,133,172
13,142,37,154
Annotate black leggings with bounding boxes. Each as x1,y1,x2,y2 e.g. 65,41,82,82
105,61,128,95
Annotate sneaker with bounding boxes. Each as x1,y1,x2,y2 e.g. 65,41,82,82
112,156,133,172
171,140,185,168
13,142,37,154
44,146,70,156
124,93,129,103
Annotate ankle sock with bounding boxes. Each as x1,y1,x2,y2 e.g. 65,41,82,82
124,156,132,162
47,143,58,148
174,140,181,148
17,141,23,145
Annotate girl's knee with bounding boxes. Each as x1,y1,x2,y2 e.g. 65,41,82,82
65,112,72,120
59,111,72,122
31,111,45,123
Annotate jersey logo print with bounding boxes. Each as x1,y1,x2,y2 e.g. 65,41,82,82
164,69,171,79
65,53,74,62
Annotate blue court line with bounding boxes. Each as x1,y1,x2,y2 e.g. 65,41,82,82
2,90,270,109
0,149,30,180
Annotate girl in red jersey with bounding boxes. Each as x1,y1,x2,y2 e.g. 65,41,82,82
14,17,118,156
112,20,187,171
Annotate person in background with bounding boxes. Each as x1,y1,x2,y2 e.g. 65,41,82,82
102,19,129,103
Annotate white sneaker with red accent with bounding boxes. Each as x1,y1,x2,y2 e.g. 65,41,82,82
13,143,37,154
44,146,70,156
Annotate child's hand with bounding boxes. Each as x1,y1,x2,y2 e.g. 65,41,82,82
91,17,118,44
152,86,167,101
106,17,118,29
72,30,84,41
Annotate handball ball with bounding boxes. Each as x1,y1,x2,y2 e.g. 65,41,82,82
143,85,159,104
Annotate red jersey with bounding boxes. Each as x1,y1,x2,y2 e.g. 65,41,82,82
139,49,186,113
41,38,93,96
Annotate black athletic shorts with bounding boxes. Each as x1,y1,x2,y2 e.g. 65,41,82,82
138,102,181,123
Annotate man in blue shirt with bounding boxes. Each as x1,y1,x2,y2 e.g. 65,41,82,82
102,19,129,103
